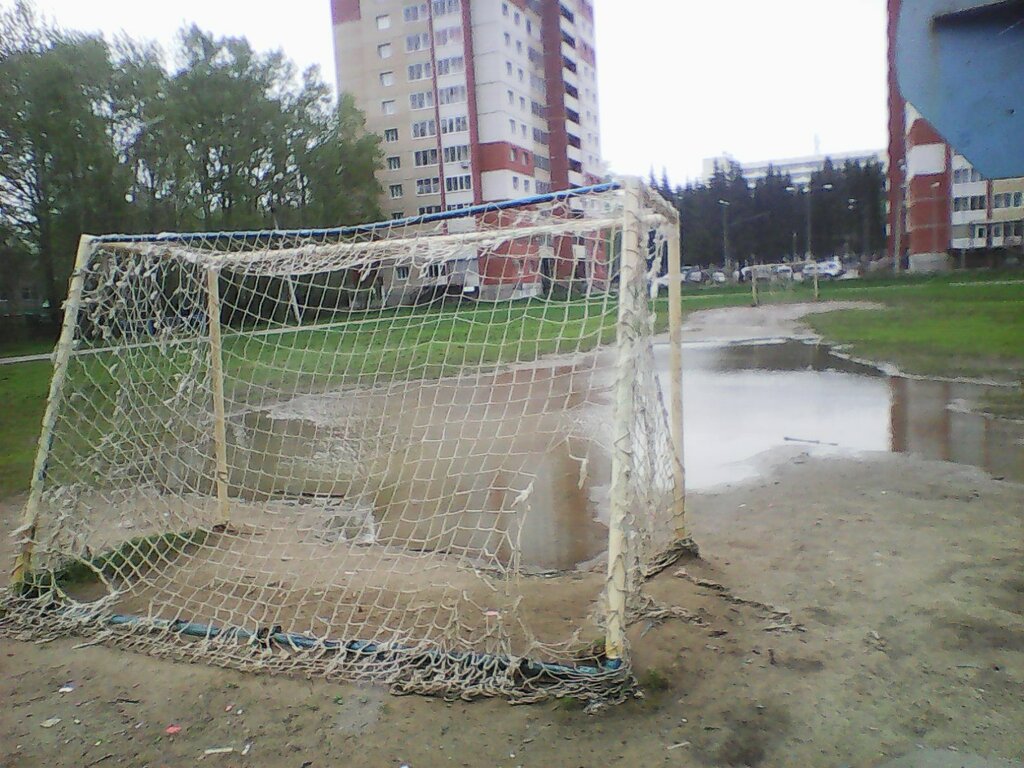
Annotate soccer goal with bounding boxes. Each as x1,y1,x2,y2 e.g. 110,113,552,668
3,179,689,704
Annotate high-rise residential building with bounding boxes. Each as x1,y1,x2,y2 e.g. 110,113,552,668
887,0,1024,271
331,0,604,220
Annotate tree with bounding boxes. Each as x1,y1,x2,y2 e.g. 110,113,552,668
0,5,384,332
0,1,127,324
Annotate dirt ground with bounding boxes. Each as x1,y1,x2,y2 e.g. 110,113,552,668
2,302,1022,768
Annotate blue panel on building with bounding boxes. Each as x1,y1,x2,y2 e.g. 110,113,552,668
896,0,1024,179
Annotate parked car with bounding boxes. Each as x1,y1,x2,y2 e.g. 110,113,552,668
772,265,794,279
802,260,844,279
685,268,706,284
711,270,727,283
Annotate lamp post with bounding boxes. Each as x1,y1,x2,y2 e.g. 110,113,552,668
718,199,731,273
787,182,832,299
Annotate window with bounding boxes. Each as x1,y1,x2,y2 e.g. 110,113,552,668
520,123,527,137
524,180,530,193
387,156,401,170
507,89,514,104
526,20,532,34
438,85,466,104
376,14,391,29
384,128,399,142
953,197,968,212
443,145,470,163
447,203,469,211
408,62,432,80
516,40,523,53
504,32,511,46
378,43,393,59
969,195,986,210
436,56,464,75
380,71,395,87
975,224,987,239
404,3,427,21
410,91,434,110
510,119,517,135
432,0,460,15
389,184,404,199
382,100,396,115
390,212,405,221
440,115,468,133
502,3,509,15
412,119,437,138
993,223,1003,237
406,32,429,52
506,61,513,75
414,148,438,166
514,11,520,24
519,96,526,111
395,266,411,280
424,263,447,278
512,176,520,190
509,147,517,162
518,68,524,82
434,25,462,45
445,174,472,192
418,204,443,215
416,177,440,195
1014,192,1024,208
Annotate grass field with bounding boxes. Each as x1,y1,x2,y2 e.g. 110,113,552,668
805,276,1024,381
0,274,1020,497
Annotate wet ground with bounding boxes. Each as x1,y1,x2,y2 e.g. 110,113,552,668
228,337,1023,570
2,301,1023,768
672,340,1024,491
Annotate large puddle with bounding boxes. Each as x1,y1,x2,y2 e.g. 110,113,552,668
671,341,1023,491
223,341,1022,570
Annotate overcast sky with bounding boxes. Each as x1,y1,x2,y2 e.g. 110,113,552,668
9,0,888,183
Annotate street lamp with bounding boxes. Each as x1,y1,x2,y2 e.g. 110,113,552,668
717,199,731,273
787,182,833,299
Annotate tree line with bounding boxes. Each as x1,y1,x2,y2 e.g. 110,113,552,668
0,1,383,327
650,157,887,269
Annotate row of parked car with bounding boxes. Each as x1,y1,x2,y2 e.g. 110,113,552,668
676,259,848,284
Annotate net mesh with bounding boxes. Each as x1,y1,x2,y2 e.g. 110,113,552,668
3,182,685,704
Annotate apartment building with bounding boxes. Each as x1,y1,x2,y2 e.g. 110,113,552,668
332,0,602,211
887,0,1024,271
331,0,604,301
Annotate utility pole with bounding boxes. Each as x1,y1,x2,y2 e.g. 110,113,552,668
718,199,731,273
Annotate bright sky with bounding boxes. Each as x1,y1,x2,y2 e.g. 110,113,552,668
10,0,888,183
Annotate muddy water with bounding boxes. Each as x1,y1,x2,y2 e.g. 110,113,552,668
225,341,1023,569
671,341,1023,490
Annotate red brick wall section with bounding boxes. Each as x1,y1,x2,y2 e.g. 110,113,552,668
541,0,569,190
331,0,361,24
478,142,536,175
906,118,946,147
886,0,905,261
461,0,483,204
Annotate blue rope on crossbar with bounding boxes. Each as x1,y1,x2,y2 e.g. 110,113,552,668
92,182,622,246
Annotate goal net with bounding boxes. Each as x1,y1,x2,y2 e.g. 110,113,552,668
3,180,688,704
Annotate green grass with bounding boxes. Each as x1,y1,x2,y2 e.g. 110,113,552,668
0,361,51,497
0,338,54,359
806,276,1024,381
